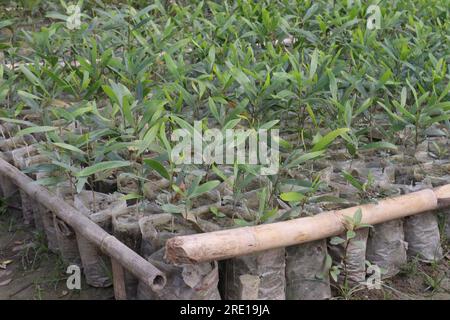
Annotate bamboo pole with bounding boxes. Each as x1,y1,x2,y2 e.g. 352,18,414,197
165,185,450,264
0,157,166,291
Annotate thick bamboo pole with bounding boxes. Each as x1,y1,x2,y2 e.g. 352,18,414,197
166,185,450,264
0,157,166,291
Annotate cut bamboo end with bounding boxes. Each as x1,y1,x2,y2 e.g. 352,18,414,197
165,186,449,265
434,185,450,207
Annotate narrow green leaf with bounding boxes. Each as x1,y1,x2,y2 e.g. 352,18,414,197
143,158,170,180
76,161,131,177
280,192,305,202
188,180,220,199
361,141,398,151
16,126,58,137
53,142,86,154
311,128,349,152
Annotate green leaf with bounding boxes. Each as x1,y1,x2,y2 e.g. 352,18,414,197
330,267,340,282
143,158,170,180
208,97,220,122
234,218,253,227
138,124,160,156
311,128,349,152
259,120,279,130
210,206,225,218
324,254,333,271
329,237,346,245
122,97,135,128
164,53,179,77
18,90,42,101
188,180,220,199
378,69,392,87
346,230,356,240
19,65,40,85
102,85,118,104
342,170,364,191
327,69,338,100
260,208,278,223
16,126,58,137
208,46,215,68
286,150,325,168
353,208,362,225
309,49,319,80
0,19,14,29
400,87,407,107
0,117,35,127
361,141,398,151
76,161,131,177
120,193,143,201
280,192,305,202
76,176,88,193
52,142,86,154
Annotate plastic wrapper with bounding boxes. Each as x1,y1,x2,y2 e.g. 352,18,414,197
328,228,369,285
137,214,221,300
137,248,221,300
366,219,407,278
286,240,331,300
404,212,443,262
221,248,286,300
74,191,127,287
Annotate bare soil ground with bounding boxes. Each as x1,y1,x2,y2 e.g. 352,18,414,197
0,207,449,300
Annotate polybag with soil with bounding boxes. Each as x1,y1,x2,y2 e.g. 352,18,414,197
366,219,407,279
328,228,369,285
32,171,61,253
399,182,443,263
214,180,286,300
12,146,47,228
111,203,161,299
137,213,221,300
0,135,36,217
404,212,443,262
327,160,400,285
221,248,286,300
74,191,127,287
53,183,81,265
285,206,331,300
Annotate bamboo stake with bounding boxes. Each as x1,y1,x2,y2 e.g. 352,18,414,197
111,258,127,300
0,157,166,291
166,185,450,264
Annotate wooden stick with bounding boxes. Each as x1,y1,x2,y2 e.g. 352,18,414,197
165,186,450,264
0,157,166,291
111,258,127,300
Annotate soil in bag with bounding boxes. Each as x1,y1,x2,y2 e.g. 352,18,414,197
220,248,286,300
366,219,407,279
52,183,81,265
74,191,127,287
34,172,59,253
112,204,153,299
137,213,221,300
285,205,331,300
404,212,443,263
286,240,331,300
400,182,443,263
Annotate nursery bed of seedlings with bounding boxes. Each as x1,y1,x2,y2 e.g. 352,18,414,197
0,0,449,300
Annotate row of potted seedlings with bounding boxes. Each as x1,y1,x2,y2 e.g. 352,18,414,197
0,119,449,299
